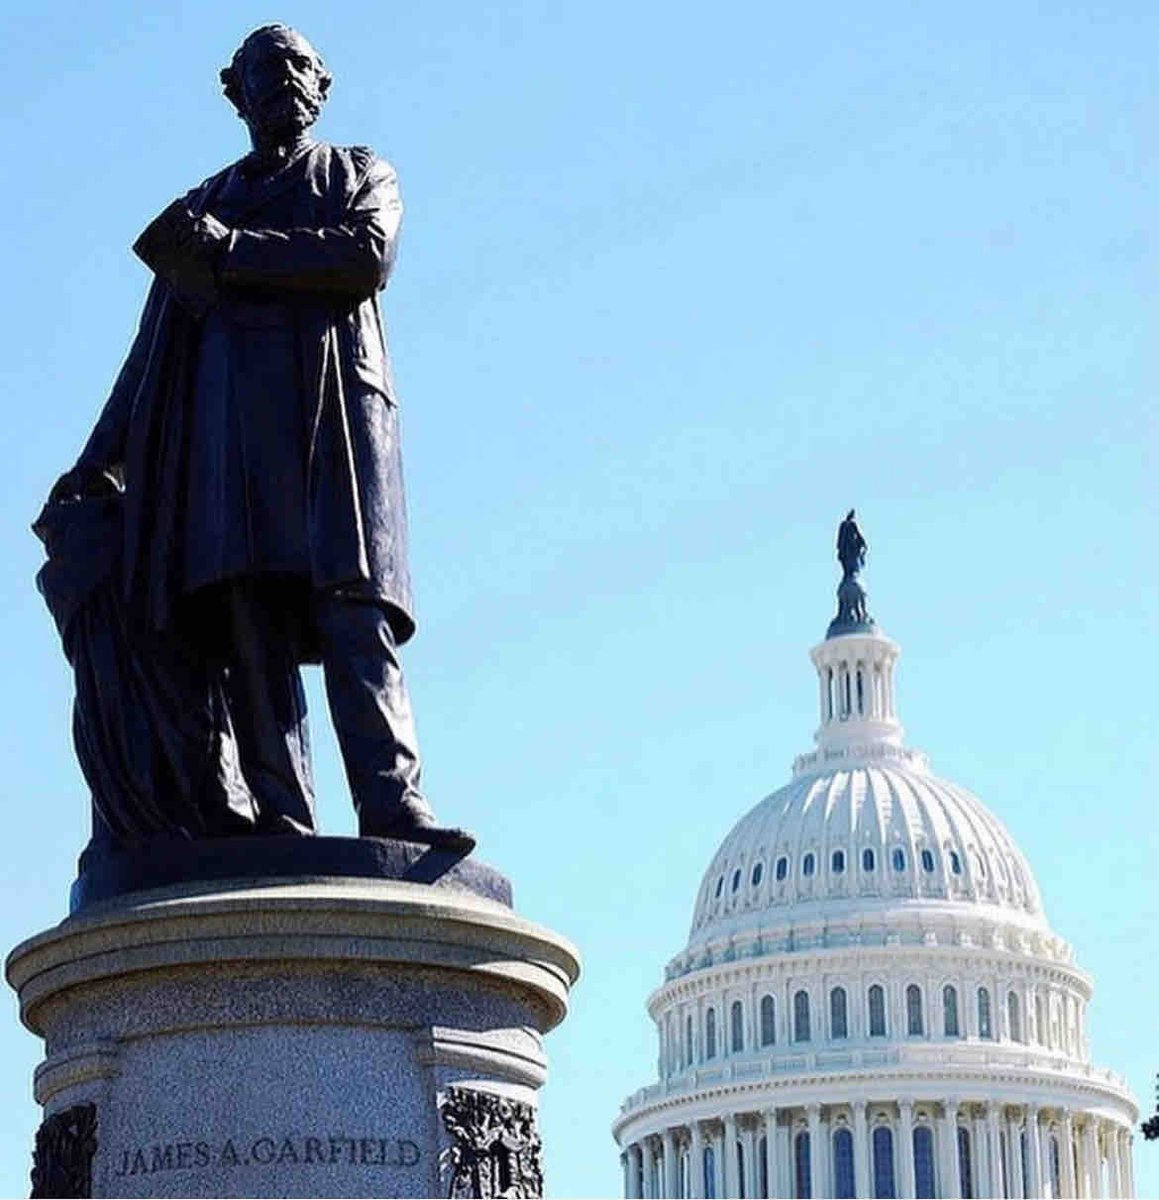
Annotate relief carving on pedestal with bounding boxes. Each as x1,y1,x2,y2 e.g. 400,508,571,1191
30,1103,97,1199
439,1086,544,1198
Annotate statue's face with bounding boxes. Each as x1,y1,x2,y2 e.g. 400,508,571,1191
239,28,327,138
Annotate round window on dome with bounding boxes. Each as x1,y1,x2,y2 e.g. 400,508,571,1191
892,848,906,872
803,853,815,877
949,851,963,875
862,848,876,872
731,868,742,893
775,856,788,881
920,848,935,873
714,876,724,899
832,849,845,874
751,861,764,887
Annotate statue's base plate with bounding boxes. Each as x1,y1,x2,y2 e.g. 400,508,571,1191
71,834,511,914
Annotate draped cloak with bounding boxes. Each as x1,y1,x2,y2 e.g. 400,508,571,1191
78,142,414,658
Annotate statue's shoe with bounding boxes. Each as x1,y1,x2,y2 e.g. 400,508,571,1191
364,814,477,854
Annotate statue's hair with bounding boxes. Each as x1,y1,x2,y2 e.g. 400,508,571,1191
220,24,333,116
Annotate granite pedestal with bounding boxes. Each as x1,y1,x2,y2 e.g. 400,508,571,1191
6,840,580,1198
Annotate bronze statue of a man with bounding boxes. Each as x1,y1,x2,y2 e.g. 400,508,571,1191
47,25,471,851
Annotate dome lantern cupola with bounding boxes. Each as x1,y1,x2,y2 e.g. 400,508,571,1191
798,511,908,774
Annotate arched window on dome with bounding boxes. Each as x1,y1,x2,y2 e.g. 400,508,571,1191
957,1126,973,1199
943,985,960,1037
862,847,876,872
949,850,963,875
802,852,816,877
977,987,993,1040
868,984,886,1037
872,1126,896,1199
730,1000,744,1053
794,1132,811,1200
833,1128,855,1199
775,856,789,882
751,861,764,888
760,995,776,1046
856,668,865,715
913,1127,935,1198
704,1145,717,1199
906,984,924,1036
714,875,724,899
892,848,906,872
1008,991,1023,1043
920,848,935,873
731,868,742,893
705,1008,717,1059
825,667,834,721
1049,1135,1062,1199
832,849,846,875
830,987,848,1039
793,990,811,1042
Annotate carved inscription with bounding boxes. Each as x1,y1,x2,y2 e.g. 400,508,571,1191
439,1087,543,1198
112,1134,421,1179
31,1103,98,1199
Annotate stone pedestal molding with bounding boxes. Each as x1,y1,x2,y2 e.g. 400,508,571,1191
7,876,579,1198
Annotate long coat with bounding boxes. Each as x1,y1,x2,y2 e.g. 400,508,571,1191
78,141,415,655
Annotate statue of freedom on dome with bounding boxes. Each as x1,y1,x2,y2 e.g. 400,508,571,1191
829,510,873,636
36,24,474,863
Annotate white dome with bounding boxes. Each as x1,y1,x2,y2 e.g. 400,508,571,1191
689,759,1044,949
614,548,1136,1200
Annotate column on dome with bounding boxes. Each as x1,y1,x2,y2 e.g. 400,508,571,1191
663,1128,679,1199
1105,1122,1122,1200
762,1110,777,1200
776,1116,793,1199
742,1120,759,1199
986,1106,1004,1199
1059,1112,1077,1199
723,1113,739,1198
1121,1128,1135,1199
897,1100,916,1198
805,1105,822,1199
714,1123,728,1199
1026,1106,1042,1197
939,1100,961,1200
852,1101,871,1200
627,1143,643,1199
646,1137,660,1199
1081,1120,1099,1199
1007,1110,1025,1200
691,1121,706,1199
972,1107,989,1198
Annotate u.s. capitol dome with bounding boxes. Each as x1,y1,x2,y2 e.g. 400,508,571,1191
613,518,1136,1200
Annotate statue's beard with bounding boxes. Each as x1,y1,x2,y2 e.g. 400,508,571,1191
247,79,324,140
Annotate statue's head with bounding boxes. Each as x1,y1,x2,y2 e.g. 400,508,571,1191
221,25,332,139
846,508,856,521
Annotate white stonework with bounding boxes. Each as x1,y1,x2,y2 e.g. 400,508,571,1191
613,613,1136,1199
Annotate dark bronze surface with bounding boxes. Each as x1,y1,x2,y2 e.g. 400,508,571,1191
827,509,876,638
31,1104,97,1199
37,26,473,869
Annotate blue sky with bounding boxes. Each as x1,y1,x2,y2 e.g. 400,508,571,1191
0,2,1155,1196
